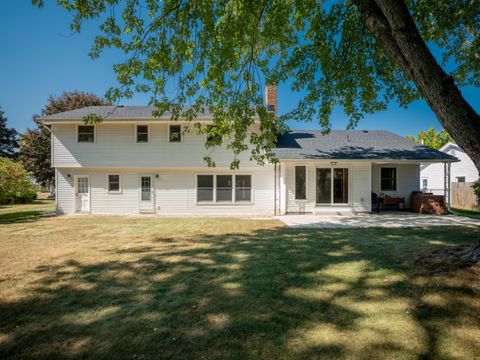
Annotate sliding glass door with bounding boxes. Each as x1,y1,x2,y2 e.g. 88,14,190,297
316,167,349,205
316,168,331,204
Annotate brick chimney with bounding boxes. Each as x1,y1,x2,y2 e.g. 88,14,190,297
265,84,277,114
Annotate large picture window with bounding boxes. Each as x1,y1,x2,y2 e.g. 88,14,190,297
196,174,252,203
381,168,397,191
78,125,95,143
295,165,307,200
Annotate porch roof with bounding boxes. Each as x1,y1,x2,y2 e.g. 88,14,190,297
274,130,457,162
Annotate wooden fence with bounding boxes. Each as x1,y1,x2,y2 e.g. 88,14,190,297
451,182,479,210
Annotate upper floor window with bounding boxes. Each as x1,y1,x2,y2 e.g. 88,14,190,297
136,125,149,143
169,125,182,143
206,125,221,144
381,167,397,191
107,174,121,193
78,125,95,143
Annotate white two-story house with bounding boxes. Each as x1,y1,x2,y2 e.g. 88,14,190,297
39,87,456,216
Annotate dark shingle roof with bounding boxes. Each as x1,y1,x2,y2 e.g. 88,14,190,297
275,130,457,161
39,105,213,121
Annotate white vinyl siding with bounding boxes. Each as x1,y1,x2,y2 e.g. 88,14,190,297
420,144,479,195
350,162,372,212
52,123,261,168
372,163,419,207
56,169,74,214
54,167,274,215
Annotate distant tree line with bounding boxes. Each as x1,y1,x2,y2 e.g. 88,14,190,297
0,91,109,203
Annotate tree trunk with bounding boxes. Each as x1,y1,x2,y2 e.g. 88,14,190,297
353,0,480,174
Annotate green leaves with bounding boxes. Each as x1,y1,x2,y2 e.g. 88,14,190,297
32,0,478,168
406,127,453,149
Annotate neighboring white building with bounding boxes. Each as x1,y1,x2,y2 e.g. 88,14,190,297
39,87,457,216
420,142,479,195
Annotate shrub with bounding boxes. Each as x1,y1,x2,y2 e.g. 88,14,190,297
473,180,480,206
0,157,37,204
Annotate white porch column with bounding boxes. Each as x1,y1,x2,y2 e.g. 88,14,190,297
280,162,287,215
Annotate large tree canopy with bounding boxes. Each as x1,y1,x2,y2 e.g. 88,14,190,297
20,91,110,187
32,0,479,170
0,108,19,159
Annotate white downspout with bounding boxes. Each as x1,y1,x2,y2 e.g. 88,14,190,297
447,162,451,211
280,162,287,215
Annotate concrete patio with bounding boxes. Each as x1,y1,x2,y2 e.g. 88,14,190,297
277,212,480,228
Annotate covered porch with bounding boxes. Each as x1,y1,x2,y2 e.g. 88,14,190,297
274,130,458,216
276,160,448,215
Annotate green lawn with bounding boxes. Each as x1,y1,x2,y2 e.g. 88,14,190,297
450,207,480,219
0,203,479,359
0,200,55,224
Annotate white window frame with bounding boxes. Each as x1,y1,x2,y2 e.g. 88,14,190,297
76,125,96,143
315,164,351,206
168,124,183,143
106,174,122,194
294,164,308,201
73,174,91,213
234,174,253,203
380,167,397,192
195,174,253,205
135,124,150,143
422,178,428,190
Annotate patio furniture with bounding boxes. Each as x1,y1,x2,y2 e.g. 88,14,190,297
371,192,380,213
379,196,405,210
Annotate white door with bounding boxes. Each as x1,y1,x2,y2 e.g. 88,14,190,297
139,175,154,211
75,176,90,212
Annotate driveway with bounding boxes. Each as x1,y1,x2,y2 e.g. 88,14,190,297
277,212,480,228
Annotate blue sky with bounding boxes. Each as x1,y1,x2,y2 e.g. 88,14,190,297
1,1,478,135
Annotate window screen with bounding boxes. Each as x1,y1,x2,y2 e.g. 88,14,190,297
78,126,94,143
381,168,396,191
136,125,149,143
108,174,120,192
216,175,233,202
169,125,181,142
295,166,306,200
197,175,214,202
235,175,251,202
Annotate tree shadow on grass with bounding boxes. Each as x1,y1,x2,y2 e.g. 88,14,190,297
0,226,479,359
0,210,49,224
